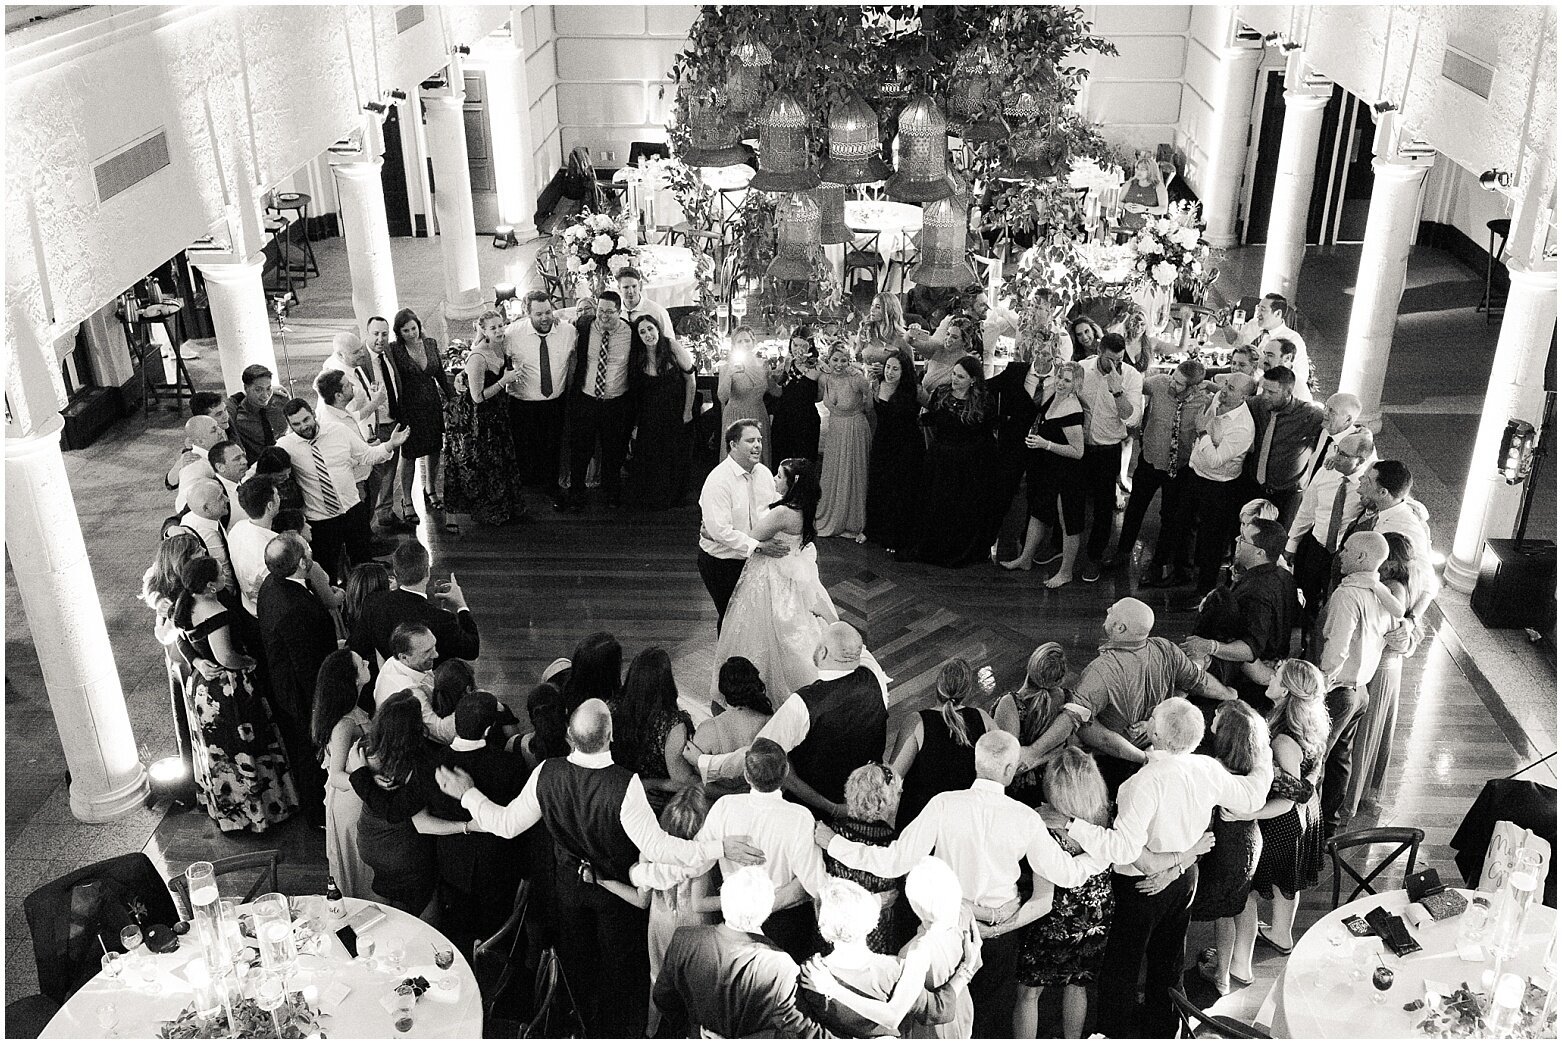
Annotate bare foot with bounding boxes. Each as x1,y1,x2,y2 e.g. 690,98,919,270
1043,571,1074,588
852,533,866,544
998,558,1032,571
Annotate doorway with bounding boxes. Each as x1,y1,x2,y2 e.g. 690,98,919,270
381,103,415,238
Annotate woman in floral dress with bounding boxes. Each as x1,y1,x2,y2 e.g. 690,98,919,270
442,309,528,526
822,763,915,955
173,556,298,833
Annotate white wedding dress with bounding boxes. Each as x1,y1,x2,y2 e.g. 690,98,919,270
712,531,840,709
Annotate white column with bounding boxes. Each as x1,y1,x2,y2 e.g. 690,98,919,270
1259,90,1330,301
479,22,540,239
1445,264,1559,593
1338,158,1431,430
331,157,400,332
192,255,278,397
422,93,486,321
1201,44,1264,248
6,421,150,822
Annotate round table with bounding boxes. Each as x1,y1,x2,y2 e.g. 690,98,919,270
844,199,924,260
636,243,699,309
1272,889,1556,1039
41,898,482,1039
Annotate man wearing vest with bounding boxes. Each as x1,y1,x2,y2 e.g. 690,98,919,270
692,622,890,819
436,699,765,1038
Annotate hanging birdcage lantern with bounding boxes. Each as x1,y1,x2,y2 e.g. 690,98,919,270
909,195,975,287
816,181,848,245
1002,98,1067,180
677,89,749,168
878,58,912,103
766,192,821,280
750,92,820,192
819,93,890,185
726,63,764,120
886,94,955,203
948,42,1007,143
736,37,772,68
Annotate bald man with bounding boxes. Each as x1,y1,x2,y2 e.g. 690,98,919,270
1019,598,1237,793
173,415,228,513
1302,392,1366,485
319,330,386,441
436,699,764,1038
1315,531,1411,837
183,478,236,592
692,622,890,818
1287,428,1377,632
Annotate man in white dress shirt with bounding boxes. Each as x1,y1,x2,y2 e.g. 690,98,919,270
505,291,578,496
208,440,250,516
1182,371,1256,596
373,622,454,744
173,415,228,513
1301,393,1368,488
1224,292,1311,389
818,730,1106,1038
560,288,636,511
318,331,386,440
1077,333,1145,581
696,419,789,631
617,266,676,346
362,316,410,532
1042,697,1273,1038
276,397,408,582
228,476,281,616
1286,429,1376,632
314,370,376,498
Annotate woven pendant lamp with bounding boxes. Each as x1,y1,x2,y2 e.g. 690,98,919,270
948,42,1007,143
819,93,890,185
766,192,821,281
816,182,848,245
726,63,763,122
1003,106,1067,180
885,94,954,203
750,92,821,192
678,91,749,168
735,37,772,68
909,195,975,287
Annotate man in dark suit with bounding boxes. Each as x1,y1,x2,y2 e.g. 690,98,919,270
560,288,634,512
256,532,337,826
350,539,479,667
653,867,833,1038
984,326,1057,555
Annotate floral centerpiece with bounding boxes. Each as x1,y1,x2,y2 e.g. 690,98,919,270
1127,200,1216,302
560,212,640,295
158,995,324,1039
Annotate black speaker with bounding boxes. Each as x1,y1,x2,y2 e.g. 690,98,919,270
1470,538,1557,629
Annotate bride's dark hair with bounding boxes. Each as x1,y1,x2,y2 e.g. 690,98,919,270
772,458,821,548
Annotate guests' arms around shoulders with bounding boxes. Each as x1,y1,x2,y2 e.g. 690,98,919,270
695,692,809,782
1222,733,1299,823
819,793,941,878
1023,807,1106,888
888,717,925,780
1076,720,1150,766
443,762,544,838
580,863,652,908
782,764,847,820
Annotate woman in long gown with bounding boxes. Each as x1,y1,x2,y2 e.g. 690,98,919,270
997,361,1087,586
816,343,872,541
858,292,910,373
625,313,696,510
864,351,925,553
312,649,377,900
390,307,455,524
897,357,998,568
173,556,298,833
442,310,528,526
717,327,779,469
768,328,822,464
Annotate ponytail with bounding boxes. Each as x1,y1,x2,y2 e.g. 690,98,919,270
936,659,975,748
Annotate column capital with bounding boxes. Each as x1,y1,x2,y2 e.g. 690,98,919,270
1504,261,1560,289
1369,157,1434,183
1216,44,1265,64
190,252,267,282
421,92,466,114
1283,89,1332,110
330,155,385,180
3,415,64,458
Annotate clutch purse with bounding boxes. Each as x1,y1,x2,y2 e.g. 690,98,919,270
1407,868,1468,921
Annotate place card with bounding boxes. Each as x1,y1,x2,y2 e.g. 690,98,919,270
319,980,351,1011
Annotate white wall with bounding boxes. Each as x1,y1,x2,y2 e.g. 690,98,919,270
1077,5,1193,158
548,4,697,165
1425,153,1516,253
519,5,563,189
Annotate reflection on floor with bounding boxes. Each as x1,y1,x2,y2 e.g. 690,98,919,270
4,230,1554,1031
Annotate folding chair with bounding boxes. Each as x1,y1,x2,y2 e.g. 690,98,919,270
472,880,532,1036
167,851,283,920
1170,987,1270,1038
1325,827,1423,909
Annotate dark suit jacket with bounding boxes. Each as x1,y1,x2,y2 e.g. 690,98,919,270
653,924,830,1038
571,315,632,397
349,588,480,667
987,361,1047,455
256,573,337,721
431,744,532,899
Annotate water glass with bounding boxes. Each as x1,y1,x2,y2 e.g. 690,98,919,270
253,893,298,975
384,936,407,974
95,1002,119,1037
135,951,162,995
393,990,416,1034
100,951,124,981
255,972,286,1038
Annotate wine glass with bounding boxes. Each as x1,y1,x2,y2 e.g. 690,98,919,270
136,950,162,996
384,936,407,975
255,972,287,1038
1371,951,1397,1005
119,924,143,954
95,1002,120,1038
432,943,456,992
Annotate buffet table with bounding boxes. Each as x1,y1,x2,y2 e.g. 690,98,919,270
42,898,482,1039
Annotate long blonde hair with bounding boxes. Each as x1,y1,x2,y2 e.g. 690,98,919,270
1008,642,1069,744
1267,659,1330,764
935,658,976,749
868,293,907,347
1043,747,1109,828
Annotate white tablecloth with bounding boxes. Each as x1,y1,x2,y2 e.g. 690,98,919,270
42,898,482,1040
1272,889,1556,1039
844,200,923,260
637,243,699,309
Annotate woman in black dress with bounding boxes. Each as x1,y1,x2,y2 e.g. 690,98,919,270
863,350,924,553
1183,701,1267,995
896,356,997,568
558,631,622,715
998,360,1086,587
625,313,696,510
993,643,1075,809
443,310,528,526
768,327,821,464
173,557,298,833
822,762,914,955
889,658,995,828
611,646,699,814
390,307,455,525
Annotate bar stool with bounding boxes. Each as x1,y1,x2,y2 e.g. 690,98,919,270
1479,218,1511,324
270,192,319,281
137,300,194,413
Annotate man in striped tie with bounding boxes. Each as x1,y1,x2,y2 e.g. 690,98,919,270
277,397,409,583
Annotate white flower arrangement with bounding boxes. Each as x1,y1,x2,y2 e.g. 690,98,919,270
1127,200,1214,299
560,211,640,288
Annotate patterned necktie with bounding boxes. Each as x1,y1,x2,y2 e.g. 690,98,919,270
595,326,610,398
1256,412,1278,486
312,439,343,516
379,354,400,416
354,366,375,425
1323,477,1351,553
1168,395,1186,478
538,333,554,398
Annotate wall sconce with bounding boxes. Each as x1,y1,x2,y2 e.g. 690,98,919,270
1480,169,1515,191
1280,41,1301,51
492,225,518,249
363,101,387,114
494,283,518,305
389,88,407,101
452,43,471,56
1372,101,1398,115
1262,31,1282,44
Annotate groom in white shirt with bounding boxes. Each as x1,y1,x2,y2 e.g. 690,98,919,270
697,419,789,633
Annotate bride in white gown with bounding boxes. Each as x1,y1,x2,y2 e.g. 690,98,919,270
712,458,842,707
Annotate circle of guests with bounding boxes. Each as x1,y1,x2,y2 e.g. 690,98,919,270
138,272,1434,1038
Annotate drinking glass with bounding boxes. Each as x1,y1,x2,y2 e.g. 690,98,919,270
384,936,407,974
95,1002,119,1037
433,943,456,991
393,990,416,1034
119,924,143,954
100,951,124,981
1370,952,1397,1005
255,972,287,1038
135,951,162,996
